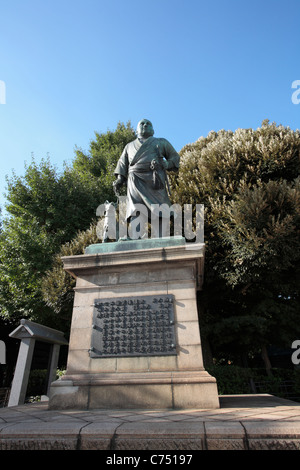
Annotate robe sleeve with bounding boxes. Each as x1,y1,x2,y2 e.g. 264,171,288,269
159,138,180,171
114,144,129,178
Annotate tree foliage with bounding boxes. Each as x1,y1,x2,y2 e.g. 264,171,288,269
73,121,135,197
1,119,299,368
0,122,135,331
41,223,98,326
171,120,300,365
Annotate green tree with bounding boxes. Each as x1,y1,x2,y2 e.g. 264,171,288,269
0,122,136,331
41,223,98,322
0,159,102,330
73,120,135,197
171,120,300,371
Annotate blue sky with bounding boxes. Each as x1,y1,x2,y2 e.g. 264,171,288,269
0,0,299,210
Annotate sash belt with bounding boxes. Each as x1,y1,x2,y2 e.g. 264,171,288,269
129,165,153,173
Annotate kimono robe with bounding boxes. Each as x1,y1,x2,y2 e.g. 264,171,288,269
114,136,180,220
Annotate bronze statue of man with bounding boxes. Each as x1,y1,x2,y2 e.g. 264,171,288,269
113,119,180,238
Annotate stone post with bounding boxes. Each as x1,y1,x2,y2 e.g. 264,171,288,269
8,319,68,407
8,337,36,407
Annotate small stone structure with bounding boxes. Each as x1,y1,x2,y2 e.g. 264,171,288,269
8,319,68,407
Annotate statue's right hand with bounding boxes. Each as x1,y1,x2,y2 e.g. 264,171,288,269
113,176,124,187
113,175,125,195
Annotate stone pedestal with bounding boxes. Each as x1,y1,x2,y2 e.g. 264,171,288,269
49,239,219,410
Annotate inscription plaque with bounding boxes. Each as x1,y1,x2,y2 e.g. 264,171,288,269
89,294,177,358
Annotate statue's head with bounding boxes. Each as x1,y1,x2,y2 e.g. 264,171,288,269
136,119,154,138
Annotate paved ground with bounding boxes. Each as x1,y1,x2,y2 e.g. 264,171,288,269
1,394,300,450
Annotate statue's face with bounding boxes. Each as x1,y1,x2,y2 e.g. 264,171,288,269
136,119,154,138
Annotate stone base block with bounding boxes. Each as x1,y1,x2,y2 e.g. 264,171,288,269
49,370,219,410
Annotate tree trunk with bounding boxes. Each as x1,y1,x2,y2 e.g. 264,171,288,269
261,344,273,376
